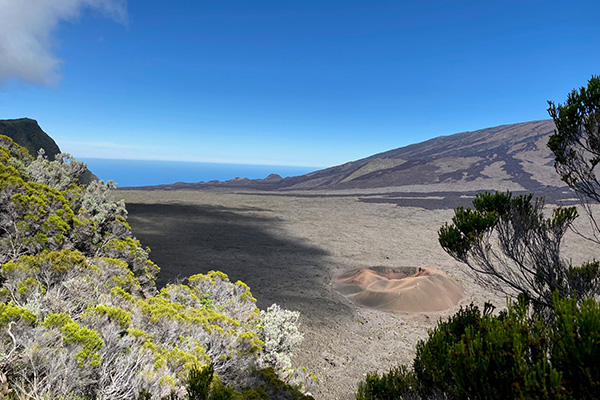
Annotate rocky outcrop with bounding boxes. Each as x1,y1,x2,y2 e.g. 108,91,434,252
0,118,61,159
0,118,97,184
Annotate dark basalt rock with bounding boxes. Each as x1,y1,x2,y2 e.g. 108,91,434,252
0,118,98,184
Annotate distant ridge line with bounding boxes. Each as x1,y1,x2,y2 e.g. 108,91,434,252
130,119,563,194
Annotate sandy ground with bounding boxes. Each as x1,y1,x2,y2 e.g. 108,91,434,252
117,189,599,400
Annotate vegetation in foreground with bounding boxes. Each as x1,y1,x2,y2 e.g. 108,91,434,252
356,76,600,399
4,76,600,399
358,295,600,400
0,137,313,399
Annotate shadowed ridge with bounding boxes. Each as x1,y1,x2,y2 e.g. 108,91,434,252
0,118,61,160
0,118,98,184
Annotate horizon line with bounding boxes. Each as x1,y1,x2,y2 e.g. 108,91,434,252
77,156,326,170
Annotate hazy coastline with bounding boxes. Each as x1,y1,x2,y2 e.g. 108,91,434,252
81,158,318,187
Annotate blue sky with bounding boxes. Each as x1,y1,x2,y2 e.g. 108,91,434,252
1,1,599,168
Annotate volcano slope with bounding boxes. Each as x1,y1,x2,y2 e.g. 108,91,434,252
138,119,567,196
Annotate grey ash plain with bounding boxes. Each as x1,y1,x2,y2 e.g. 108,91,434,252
118,120,587,399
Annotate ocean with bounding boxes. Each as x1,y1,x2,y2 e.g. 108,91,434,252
80,158,318,187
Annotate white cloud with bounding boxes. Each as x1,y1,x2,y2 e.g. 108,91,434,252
0,0,127,87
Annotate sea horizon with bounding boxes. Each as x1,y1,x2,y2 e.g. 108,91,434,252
80,158,320,187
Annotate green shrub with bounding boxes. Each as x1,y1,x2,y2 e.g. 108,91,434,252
137,364,235,400
356,365,418,400
210,385,234,400
551,296,600,399
187,364,213,400
242,368,315,400
136,389,152,400
358,294,600,400
413,298,563,400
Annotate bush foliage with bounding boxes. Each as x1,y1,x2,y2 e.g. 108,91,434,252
548,75,600,209
0,136,311,399
357,295,600,400
438,191,600,308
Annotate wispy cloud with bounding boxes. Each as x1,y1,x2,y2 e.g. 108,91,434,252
0,0,127,87
60,139,175,160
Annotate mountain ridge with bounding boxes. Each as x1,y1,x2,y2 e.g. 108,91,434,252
0,118,97,184
2,118,566,195
0,118,61,160
142,119,564,193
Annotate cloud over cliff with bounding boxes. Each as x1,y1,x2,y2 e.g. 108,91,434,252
0,0,127,87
